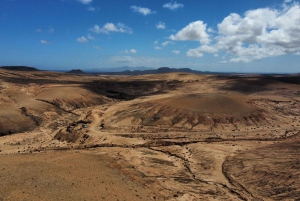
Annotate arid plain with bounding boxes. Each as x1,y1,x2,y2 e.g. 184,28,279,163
0,68,300,200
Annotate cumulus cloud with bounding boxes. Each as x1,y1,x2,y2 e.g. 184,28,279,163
186,45,217,57
120,49,137,54
110,56,134,63
162,41,173,47
156,21,166,29
49,27,54,33
172,50,180,54
77,0,92,4
130,49,137,53
163,1,184,10
153,40,162,49
87,34,95,40
90,25,101,33
90,23,132,34
131,5,156,16
181,2,300,62
77,36,88,43
207,27,215,33
40,40,52,45
109,56,176,67
93,46,102,50
169,21,210,44
87,6,96,11
186,49,203,57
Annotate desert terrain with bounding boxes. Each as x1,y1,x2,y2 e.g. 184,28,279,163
0,68,300,200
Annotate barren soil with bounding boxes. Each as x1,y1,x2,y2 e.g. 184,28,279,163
1,69,300,200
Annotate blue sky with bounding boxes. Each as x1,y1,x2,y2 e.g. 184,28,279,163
1,0,300,73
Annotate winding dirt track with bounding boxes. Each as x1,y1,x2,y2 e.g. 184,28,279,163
83,97,300,200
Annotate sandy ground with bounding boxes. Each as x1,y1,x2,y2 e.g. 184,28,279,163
0,151,154,201
1,69,300,200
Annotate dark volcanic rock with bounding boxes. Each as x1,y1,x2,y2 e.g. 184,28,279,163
0,66,39,71
67,69,86,74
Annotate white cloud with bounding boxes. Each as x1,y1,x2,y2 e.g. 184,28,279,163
87,34,95,40
163,1,184,11
162,41,173,47
130,5,156,16
130,49,137,53
213,54,219,57
183,2,300,63
93,46,102,50
207,27,215,33
40,40,52,45
172,50,180,54
36,28,42,32
87,6,95,11
186,49,203,57
156,21,166,29
90,25,101,33
90,23,132,34
229,57,251,63
186,45,218,57
109,56,176,67
120,49,137,54
195,45,218,53
110,56,135,63
153,40,162,49
77,0,92,4
77,36,88,43
49,27,54,33
169,21,210,44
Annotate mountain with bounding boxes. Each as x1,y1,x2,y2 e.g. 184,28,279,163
95,67,205,75
85,66,155,73
156,67,194,73
66,69,86,74
0,66,39,71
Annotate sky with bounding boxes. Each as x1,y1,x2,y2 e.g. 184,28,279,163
1,0,300,73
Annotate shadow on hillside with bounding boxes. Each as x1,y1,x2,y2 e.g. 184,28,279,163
216,76,276,94
0,73,178,100
216,74,300,94
265,75,300,85
83,80,177,100
0,75,82,85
